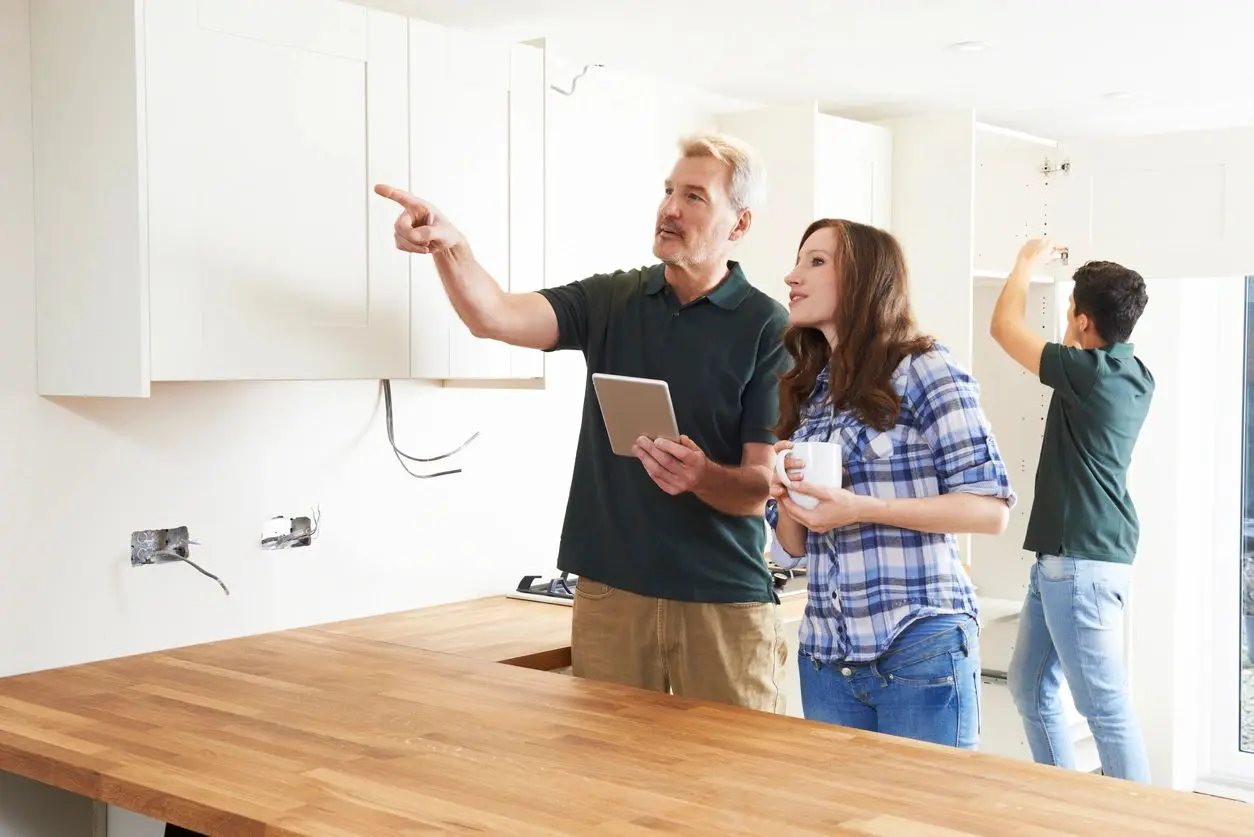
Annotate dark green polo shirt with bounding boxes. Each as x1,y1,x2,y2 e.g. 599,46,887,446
537,262,790,603
1024,341,1155,564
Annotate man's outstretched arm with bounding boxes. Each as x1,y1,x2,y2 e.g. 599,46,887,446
990,238,1066,376
376,184,559,351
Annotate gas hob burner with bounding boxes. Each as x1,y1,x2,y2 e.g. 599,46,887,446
507,573,578,605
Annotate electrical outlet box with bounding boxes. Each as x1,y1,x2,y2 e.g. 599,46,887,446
260,516,290,541
260,513,315,549
131,526,190,566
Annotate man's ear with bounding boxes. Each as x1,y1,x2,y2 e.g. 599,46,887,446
729,208,752,242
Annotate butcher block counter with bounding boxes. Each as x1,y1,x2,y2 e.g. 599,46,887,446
312,594,585,671
310,585,809,672
0,595,1250,836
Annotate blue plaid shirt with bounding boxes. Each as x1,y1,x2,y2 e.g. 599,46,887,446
765,345,1016,664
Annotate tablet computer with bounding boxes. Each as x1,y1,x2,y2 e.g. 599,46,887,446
591,373,680,457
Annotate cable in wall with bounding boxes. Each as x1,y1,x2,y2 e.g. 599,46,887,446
550,63,603,96
381,379,480,479
152,544,230,596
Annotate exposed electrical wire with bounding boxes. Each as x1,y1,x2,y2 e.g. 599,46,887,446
153,542,230,596
550,63,602,96
260,506,321,550
381,379,480,479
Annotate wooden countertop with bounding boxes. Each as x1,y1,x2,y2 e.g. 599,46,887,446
0,592,1249,835
312,587,809,672
1,627,1251,836
313,595,580,671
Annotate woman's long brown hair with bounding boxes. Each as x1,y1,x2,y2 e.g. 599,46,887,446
774,219,934,439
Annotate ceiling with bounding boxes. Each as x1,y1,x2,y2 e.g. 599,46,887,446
374,0,1254,140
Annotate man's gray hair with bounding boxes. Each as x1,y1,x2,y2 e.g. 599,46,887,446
677,132,767,213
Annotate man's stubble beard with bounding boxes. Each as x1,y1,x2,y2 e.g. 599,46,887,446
656,239,714,269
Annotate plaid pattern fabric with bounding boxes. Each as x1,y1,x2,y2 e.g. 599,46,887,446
766,345,1016,663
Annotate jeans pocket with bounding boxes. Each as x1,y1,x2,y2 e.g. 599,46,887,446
1037,554,1076,582
885,649,958,686
1085,580,1128,630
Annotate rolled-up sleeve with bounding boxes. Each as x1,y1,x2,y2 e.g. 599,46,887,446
764,499,808,570
768,532,806,570
910,351,1017,508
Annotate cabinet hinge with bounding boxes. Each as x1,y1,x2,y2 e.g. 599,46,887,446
1040,156,1071,177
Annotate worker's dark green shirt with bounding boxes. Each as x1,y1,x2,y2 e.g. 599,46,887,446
537,262,790,603
1024,341,1155,564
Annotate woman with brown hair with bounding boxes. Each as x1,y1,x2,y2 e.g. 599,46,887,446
766,218,1015,748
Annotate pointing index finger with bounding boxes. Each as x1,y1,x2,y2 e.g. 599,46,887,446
374,183,423,211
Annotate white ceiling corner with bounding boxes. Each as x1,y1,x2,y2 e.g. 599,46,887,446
372,0,1254,140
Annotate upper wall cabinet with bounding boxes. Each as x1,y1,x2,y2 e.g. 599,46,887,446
29,0,545,396
1061,130,1254,280
32,0,411,396
407,21,546,381
716,103,892,304
146,1,414,386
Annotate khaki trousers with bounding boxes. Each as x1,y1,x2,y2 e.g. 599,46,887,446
571,577,788,714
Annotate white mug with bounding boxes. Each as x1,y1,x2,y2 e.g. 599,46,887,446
775,441,842,510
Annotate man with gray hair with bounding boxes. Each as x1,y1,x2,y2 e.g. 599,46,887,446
376,133,791,711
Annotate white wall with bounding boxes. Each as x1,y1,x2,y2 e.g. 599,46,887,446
0,0,755,829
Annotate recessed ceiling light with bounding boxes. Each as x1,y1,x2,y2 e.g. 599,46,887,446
949,40,990,52
1102,90,1136,100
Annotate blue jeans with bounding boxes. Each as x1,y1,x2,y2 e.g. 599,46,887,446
1008,554,1150,783
798,613,980,749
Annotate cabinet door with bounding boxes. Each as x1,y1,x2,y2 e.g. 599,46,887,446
144,0,411,382
409,21,545,380
972,148,1051,273
1062,134,1254,278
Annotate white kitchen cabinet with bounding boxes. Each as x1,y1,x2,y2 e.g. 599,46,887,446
716,103,892,304
30,0,545,396
407,21,546,381
32,0,412,396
